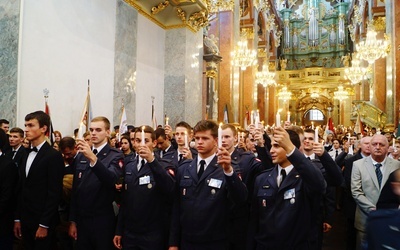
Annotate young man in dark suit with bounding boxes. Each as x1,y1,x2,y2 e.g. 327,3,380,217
114,126,175,249
169,120,247,249
247,127,326,250
13,111,64,249
69,116,123,250
6,127,27,168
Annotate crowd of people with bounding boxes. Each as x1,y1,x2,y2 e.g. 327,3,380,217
0,113,399,250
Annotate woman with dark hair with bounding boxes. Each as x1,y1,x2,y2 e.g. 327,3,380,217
0,129,19,249
120,135,134,159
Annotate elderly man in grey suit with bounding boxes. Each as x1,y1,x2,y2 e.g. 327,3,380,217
351,134,400,250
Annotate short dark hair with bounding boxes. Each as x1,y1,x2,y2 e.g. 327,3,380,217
127,125,135,132
25,111,50,133
0,119,9,126
59,136,76,151
303,128,315,134
135,125,156,141
155,128,167,140
9,127,24,138
193,120,218,138
333,138,341,145
287,129,301,149
176,121,192,133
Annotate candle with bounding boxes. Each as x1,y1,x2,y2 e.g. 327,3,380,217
287,112,290,122
348,133,351,139
218,123,222,148
184,131,188,148
165,117,169,126
311,122,314,129
276,111,281,127
255,110,260,129
314,126,319,143
250,111,254,125
141,126,145,145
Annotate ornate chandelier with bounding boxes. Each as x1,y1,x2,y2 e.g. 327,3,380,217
255,62,276,87
231,38,257,70
356,24,389,64
277,86,292,101
333,85,349,101
344,54,367,85
206,0,234,13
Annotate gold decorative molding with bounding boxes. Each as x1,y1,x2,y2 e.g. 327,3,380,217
176,7,186,22
276,67,348,91
187,10,209,32
124,0,208,32
151,1,170,15
373,17,386,31
240,28,254,39
257,49,267,58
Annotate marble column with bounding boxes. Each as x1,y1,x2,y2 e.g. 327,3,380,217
113,0,137,127
164,28,203,127
0,1,20,126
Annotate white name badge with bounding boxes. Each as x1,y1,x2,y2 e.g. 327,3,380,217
284,188,295,200
208,178,222,189
139,175,150,185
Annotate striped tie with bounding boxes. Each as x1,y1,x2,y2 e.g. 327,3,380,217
375,163,382,188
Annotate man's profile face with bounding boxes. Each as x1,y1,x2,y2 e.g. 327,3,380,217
270,138,287,165
24,119,46,142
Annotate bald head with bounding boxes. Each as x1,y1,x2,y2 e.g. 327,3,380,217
370,134,389,162
359,136,371,156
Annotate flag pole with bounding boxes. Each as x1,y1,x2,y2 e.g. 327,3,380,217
86,80,90,132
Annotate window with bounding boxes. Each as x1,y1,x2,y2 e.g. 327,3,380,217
309,109,324,121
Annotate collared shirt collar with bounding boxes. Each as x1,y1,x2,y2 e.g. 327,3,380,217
35,140,47,151
278,164,294,176
197,154,215,168
92,142,107,154
371,156,387,166
304,152,316,160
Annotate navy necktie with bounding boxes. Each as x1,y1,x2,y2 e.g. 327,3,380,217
198,160,205,179
92,149,98,155
375,163,382,188
179,154,183,162
335,150,338,158
281,169,287,183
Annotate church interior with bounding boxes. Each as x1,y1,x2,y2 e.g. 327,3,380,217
1,0,399,135
195,0,397,133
